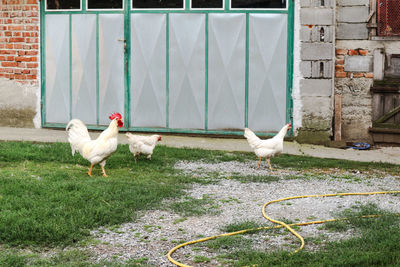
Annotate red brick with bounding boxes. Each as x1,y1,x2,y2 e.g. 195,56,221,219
335,65,344,72
5,43,13,49
14,74,26,80
26,62,38,68
26,37,38,43
8,25,23,31
4,31,12,36
1,50,17,54
336,49,347,55
336,71,347,78
26,74,36,79
359,49,368,56
26,62,37,68
25,50,37,55
15,56,31,62
9,37,24,42
336,59,345,65
6,55,14,61
1,61,17,67
364,73,374,78
349,72,364,78
348,49,359,56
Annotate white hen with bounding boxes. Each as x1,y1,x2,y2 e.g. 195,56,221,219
244,124,291,170
125,133,162,162
66,112,123,177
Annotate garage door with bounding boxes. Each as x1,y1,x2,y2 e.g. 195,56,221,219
41,0,293,136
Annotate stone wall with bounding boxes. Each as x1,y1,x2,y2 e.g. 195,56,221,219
335,0,374,142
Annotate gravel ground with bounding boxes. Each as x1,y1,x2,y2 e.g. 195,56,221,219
86,160,400,266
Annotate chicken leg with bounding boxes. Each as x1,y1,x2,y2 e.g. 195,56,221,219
266,158,273,170
100,161,108,177
87,164,94,177
257,157,262,169
101,165,108,177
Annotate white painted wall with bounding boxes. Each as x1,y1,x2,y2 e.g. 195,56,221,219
0,78,40,127
292,0,302,134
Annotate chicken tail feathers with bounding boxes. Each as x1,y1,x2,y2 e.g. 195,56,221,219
66,119,91,155
244,128,261,149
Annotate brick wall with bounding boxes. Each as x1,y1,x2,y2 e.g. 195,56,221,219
0,0,40,84
335,48,373,79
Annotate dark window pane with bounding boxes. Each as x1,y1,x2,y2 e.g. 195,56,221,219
231,0,286,8
192,0,222,8
88,0,123,9
47,0,80,9
132,0,183,9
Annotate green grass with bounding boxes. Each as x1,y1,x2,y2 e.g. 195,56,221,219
221,205,400,266
0,249,149,267
0,142,198,247
170,194,220,217
221,220,267,234
1,141,400,266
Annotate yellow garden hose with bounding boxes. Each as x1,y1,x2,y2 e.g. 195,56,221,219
168,190,400,266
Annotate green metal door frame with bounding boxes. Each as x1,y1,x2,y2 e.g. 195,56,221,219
40,0,294,136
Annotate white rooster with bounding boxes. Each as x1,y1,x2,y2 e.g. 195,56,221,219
66,112,124,177
244,124,291,170
125,133,162,162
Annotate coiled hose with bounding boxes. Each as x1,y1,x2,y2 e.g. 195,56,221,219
167,191,400,266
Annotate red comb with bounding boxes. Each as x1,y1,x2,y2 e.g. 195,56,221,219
109,112,122,121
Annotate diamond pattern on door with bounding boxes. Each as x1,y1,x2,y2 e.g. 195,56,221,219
131,14,166,128
248,14,287,132
169,14,205,129
45,15,70,123
208,13,246,130
71,14,97,125
98,14,125,125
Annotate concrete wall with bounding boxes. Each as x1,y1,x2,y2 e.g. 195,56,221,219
0,78,40,127
295,0,335,144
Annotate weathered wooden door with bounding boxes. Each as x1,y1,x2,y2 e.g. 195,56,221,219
370,80,400,144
